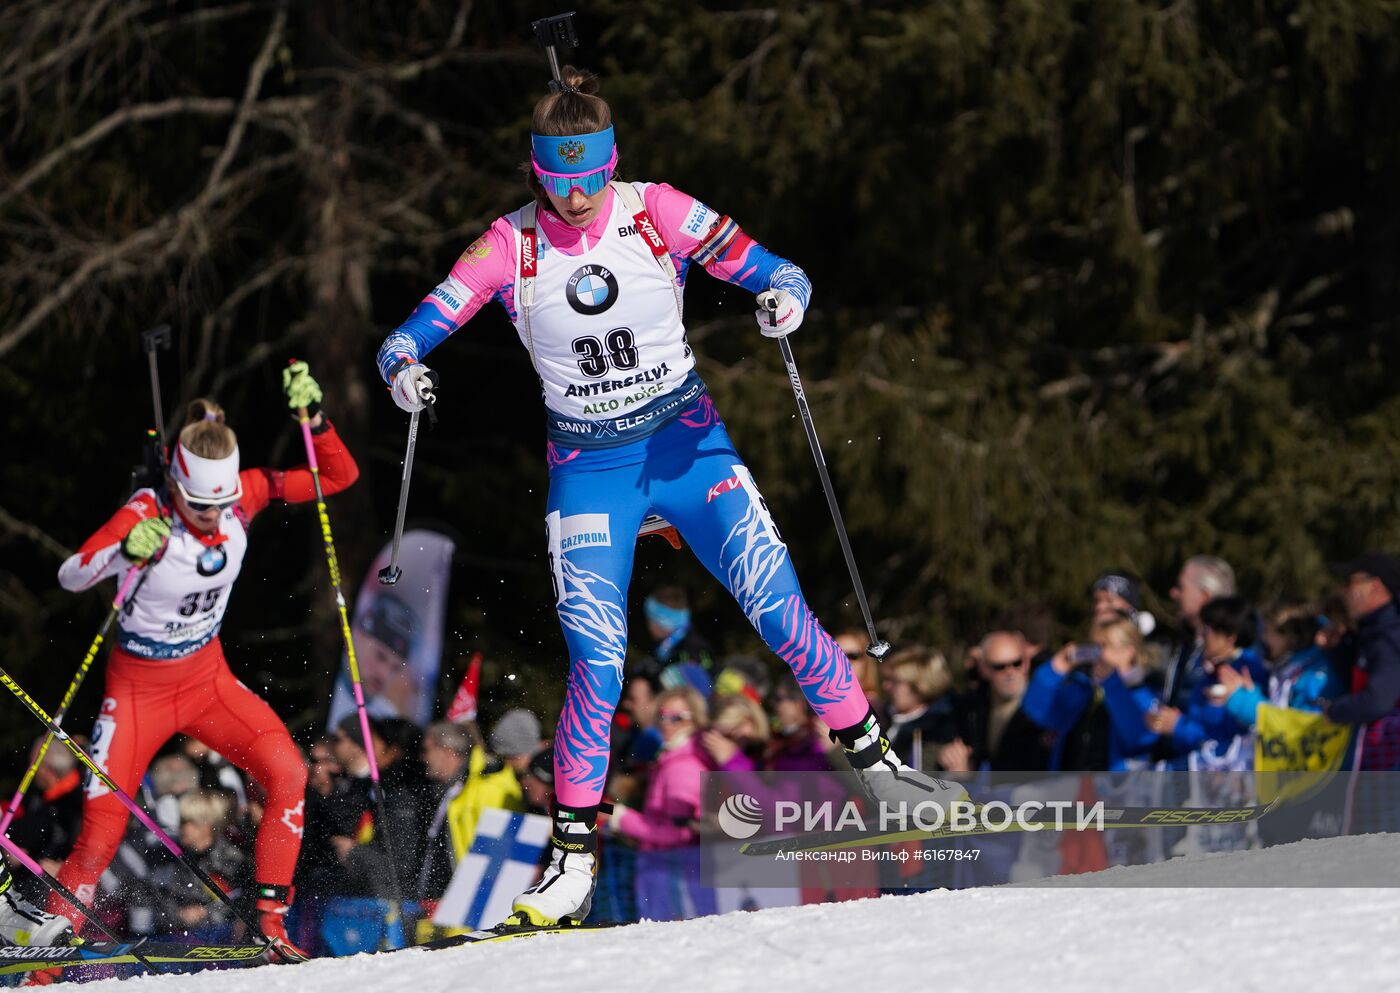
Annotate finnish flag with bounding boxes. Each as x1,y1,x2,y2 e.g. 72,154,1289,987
433,808,551,929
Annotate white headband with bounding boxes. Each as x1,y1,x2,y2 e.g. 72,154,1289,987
172,442,241,505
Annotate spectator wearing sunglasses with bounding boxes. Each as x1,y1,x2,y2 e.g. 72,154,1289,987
835,629,889,727
1306,556,1400,788
53,369,357,961
609,688,709,850
607,688,713,920
940,630,1051,773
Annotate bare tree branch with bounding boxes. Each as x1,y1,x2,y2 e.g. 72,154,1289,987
204,2,287,194
0,504,71,559
0,0,132,99
0,151,298,357
184,254,308,418
0,97,236,210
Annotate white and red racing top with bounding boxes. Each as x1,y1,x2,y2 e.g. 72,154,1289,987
57,423,358,661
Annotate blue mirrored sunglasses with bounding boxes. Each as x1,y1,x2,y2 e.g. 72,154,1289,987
532,146,618,198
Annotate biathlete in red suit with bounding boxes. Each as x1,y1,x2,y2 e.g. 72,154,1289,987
50,363,356,961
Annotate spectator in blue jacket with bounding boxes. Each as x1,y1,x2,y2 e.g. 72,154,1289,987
1023,616,1160,771
1219,599,1347,726
1143,595,1269,766
1321,553,1400,772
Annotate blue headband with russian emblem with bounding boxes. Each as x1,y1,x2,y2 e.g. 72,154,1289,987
530,126,616,175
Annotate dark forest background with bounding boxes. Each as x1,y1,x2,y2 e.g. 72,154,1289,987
2,0,1398,782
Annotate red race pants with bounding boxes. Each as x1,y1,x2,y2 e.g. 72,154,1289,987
51,639,306,916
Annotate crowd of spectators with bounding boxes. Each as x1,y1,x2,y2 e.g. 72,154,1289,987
5,557,1400,943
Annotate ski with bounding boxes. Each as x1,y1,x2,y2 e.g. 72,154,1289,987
739,796,1284,857
0,922,623,974
425,921,623,947
0,940,267,975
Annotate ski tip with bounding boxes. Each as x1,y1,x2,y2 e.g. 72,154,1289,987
426,918,620,946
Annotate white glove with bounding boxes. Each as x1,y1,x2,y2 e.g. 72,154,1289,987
390,362,437,413
755,289,804,338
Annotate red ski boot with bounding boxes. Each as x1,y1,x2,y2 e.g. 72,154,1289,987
254,884,310,963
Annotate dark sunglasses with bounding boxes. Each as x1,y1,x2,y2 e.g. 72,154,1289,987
187,498,235,513
658,711,693,724
984,658,1024,672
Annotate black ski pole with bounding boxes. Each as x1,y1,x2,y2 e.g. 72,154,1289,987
0,666,275,953
379,371,437,586
0,833,160,974
766,299,890,662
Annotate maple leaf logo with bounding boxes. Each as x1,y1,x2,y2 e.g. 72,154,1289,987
280,799,305,838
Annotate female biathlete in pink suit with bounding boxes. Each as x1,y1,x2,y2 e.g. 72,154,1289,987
49,364,356,961
376,68,962,927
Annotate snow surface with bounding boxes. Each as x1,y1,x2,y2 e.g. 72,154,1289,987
72,834,1400,993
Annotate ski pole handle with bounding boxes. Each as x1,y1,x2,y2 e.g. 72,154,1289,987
419,368,440,428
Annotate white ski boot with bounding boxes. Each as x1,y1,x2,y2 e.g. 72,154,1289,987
0,870,77,947
831,710,969,826
508,805,597,927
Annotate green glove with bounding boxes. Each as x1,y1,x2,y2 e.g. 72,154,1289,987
282,360,323,412
122,516,171,562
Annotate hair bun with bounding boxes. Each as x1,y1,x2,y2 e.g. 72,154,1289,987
186,398,225,426
558,65,599,96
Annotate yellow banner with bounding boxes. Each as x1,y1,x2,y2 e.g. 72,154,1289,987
1254,703,1352,803
446,747,524,861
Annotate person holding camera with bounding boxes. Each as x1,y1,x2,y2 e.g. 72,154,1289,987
1023,616,1161,771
